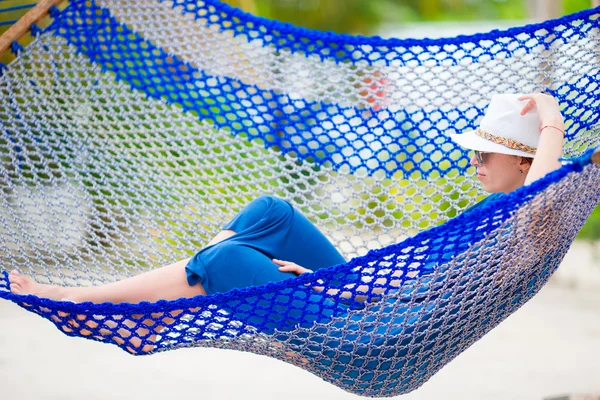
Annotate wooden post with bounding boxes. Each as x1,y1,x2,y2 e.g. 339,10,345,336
527,0,561,21
0,0,65,56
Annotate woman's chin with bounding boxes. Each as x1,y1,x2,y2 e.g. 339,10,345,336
479,182,493,193
477,177,502,194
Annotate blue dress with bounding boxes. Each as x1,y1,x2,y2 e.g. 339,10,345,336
185,195,347,295
185,193,505,296
184,192,508,368
464,192,503,213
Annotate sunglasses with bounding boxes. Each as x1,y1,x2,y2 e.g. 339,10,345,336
474,150,487,165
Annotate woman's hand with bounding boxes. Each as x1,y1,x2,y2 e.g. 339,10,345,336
517,92,565,186
518,93,564,129
273,258,385,304
273,259,313,276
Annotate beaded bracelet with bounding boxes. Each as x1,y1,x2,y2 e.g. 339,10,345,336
540,125,565,135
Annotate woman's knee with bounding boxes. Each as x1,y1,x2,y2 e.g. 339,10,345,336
246,195,292,218
254,194,283,205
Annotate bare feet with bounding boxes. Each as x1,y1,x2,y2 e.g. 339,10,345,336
8,270,69,300
9,272,157,353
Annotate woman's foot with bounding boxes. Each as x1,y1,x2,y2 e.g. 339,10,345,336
8,270,69,300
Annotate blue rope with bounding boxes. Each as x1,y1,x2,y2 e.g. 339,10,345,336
160,0,600,65
0,148,594,316
10,40,23,55
30,22,42,37
0,19,17,26
0,4,34,13
37,0,600,180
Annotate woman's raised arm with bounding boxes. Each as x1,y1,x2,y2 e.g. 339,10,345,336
519,93,565,186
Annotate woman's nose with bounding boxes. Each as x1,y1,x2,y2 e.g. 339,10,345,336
469,153,479,166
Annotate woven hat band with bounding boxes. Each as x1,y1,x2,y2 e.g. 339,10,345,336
474,127,536,155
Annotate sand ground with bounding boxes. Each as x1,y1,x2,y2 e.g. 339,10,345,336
1,242,599,400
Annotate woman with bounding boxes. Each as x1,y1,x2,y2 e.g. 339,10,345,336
7,92,565,304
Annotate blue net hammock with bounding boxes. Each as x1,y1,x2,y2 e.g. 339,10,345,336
0,0,599,397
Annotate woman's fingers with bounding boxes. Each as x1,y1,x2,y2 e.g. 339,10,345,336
273,259,299,270
276,264,296,270
520,101,534,115
517,92,563,125
518,97,536,115
272,259,298,269
273,259,313,275
278,265,302,271
278,265,302,275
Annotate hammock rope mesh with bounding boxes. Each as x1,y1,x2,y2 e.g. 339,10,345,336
0,0,599,397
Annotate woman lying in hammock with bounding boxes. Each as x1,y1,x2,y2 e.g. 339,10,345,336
7,92,565,304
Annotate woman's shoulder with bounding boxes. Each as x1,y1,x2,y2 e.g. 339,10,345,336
464,192,504,214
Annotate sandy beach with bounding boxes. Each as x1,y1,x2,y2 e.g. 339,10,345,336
1,242,599,400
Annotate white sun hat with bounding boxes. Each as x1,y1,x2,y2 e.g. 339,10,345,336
449,93,541,158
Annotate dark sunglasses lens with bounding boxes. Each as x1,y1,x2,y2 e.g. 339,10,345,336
475,151,483,165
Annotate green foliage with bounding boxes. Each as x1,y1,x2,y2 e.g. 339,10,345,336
1,0,598,238
223,0,594,35
563,0,596,14
577,204,600,240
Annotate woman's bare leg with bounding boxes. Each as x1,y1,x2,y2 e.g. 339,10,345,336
8,229,237,304
9,229,237,353
205,229,236,247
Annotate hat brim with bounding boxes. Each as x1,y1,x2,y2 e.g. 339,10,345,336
449,130,536,159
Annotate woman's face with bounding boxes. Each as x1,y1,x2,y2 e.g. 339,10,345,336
470,152,528,194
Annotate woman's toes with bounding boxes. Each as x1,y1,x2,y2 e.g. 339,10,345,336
7,272,66,300
8,274,23,285
8,273,33,295
10,283,23,295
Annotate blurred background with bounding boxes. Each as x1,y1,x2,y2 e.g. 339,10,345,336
221,0,593,36
2,0,599,241
1,0,596,56
0,1,599,400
